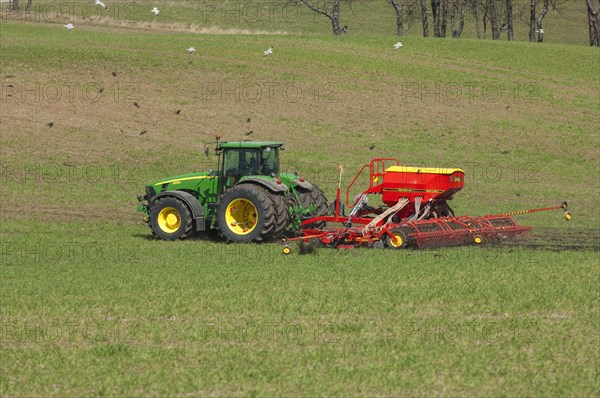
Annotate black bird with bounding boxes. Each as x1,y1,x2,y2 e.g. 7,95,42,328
140,130,147,135
369,145,375,150
246,117,251,123
204,147,209,157
112,71,117,77
245,131,253,136
47,122,54,128
133,102,139,108
175,109,181,115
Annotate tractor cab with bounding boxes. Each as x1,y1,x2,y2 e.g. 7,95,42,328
217,141,283,188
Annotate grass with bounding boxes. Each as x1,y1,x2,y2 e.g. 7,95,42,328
1,220,598,396
0,10,599,397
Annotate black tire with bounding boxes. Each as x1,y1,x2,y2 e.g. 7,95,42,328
270,193,290,239
296,183,329,229
217,184,276,242
149,197,193,240
385,227,410,249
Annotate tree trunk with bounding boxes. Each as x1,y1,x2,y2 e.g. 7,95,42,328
331,0,341,35
441,0,449,37
390,0,404,36
473,0,482,39
451,0,457,37
585,0,600,46
12,0,19,11
529,0,537,42
451,0,466,38
506,0,514,40
488,0,500,39
458,0,465,36
432,0,440,36
536,0,548,41
483,1,488,38
421,0,430,37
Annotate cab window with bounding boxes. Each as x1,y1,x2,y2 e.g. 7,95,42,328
223,149,260,186
260,147,279,175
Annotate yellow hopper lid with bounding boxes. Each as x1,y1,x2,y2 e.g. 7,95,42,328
386,166,465,175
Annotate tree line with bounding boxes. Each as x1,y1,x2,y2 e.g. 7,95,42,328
7,0,599,46
291,0,600,46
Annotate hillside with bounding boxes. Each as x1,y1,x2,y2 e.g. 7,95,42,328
1,0,594,45
1,21,598,228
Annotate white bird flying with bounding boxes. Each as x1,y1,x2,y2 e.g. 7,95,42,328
187,47,196,54
64,23,74,31
537,28,544,34
394,41,403,50
95,0,106,9
151,7,160,16
263,47,273,57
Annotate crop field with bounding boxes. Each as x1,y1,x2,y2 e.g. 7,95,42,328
0,1,599,396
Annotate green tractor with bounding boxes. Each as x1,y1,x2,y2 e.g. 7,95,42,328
136,136,328,242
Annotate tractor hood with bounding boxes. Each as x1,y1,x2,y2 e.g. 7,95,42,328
148,172,215,188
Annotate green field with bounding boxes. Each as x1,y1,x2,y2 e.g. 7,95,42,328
1,2,599,396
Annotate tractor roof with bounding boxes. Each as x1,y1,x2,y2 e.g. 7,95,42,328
219,141,284,149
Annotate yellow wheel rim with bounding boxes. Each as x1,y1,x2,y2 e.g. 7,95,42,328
474,236,482,244
157,206,181,233
225,198,258,235
389,232,403,248
282,246,292,255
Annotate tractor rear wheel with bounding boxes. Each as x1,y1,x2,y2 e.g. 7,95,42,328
270,193,290,239
217,184,276,242
297,184,328,228
149,197,194,240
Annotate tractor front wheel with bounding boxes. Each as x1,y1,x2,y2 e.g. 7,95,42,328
149,197,194,240
217,184,276,242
